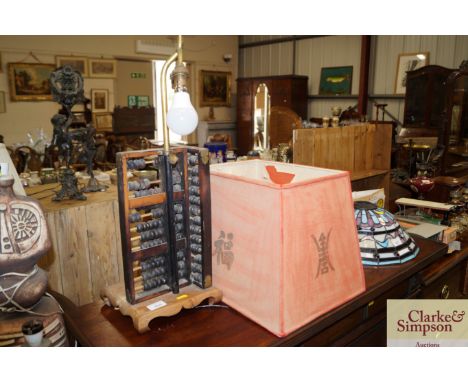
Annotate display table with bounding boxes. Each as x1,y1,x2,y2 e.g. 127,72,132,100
27,183,123,307
53,237,468,346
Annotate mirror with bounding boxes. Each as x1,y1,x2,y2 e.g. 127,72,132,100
253,83,271,151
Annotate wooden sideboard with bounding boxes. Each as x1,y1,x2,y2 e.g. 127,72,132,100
28,183,123,307
54,237,468,346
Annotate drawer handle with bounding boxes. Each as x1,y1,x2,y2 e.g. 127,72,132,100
441,284,450,299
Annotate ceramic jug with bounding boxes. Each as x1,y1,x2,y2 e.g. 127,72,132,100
0,176,50,309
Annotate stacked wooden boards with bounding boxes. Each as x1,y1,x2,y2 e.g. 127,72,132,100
293,123,392,208
28,183,123,306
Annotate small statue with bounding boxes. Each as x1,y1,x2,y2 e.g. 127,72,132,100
51,113,73,167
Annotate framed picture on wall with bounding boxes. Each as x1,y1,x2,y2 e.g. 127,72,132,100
394,52,430,94
8,63,55,101
93,112,113,132
56,55,88,76
319,66,353,95
199,70,232,107
91,89,109,112
89,58,117,78
0,91,6,113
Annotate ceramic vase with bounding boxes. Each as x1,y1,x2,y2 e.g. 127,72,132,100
0,176,50,309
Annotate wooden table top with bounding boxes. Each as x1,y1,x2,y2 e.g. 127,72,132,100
54,237,459,347
26,183,117,213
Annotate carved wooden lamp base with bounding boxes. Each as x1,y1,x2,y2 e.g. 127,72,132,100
101,283,222,333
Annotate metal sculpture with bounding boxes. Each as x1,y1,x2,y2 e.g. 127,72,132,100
49,65,106,201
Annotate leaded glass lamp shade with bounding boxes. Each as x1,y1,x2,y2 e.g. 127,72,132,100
354,201,419,266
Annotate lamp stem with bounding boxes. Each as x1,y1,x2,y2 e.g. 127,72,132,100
161,51,178,154
177,35,183,65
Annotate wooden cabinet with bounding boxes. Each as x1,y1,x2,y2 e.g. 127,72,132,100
236,75,308,155
441,63,468,176
420,253,468,299
111,106,155,148
404,65,454,134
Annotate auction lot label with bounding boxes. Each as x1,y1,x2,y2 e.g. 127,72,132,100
387,300,468,347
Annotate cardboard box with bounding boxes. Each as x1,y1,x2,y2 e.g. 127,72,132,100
443,226,457,244
210,160,365,337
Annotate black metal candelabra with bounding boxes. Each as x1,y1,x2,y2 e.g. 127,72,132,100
49,65,107,201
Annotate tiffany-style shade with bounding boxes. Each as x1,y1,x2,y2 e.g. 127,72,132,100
354,201,419,266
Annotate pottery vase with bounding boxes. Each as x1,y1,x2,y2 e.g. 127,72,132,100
0,176,50,309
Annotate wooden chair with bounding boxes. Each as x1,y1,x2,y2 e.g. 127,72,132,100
14,146,42,173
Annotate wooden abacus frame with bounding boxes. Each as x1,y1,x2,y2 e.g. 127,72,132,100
116,146,212,304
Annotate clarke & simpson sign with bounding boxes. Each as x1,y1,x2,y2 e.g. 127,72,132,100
387,300,468,347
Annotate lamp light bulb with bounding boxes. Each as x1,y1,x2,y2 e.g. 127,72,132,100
167,92,199,135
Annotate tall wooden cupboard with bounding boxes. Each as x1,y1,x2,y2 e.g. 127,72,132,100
236,75,308,155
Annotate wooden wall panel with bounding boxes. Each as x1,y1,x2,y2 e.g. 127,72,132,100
38,214,64,295
55,206,93,306
32,186,124,307
85,201,121,302
293,124,391,171
373,123,393,170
